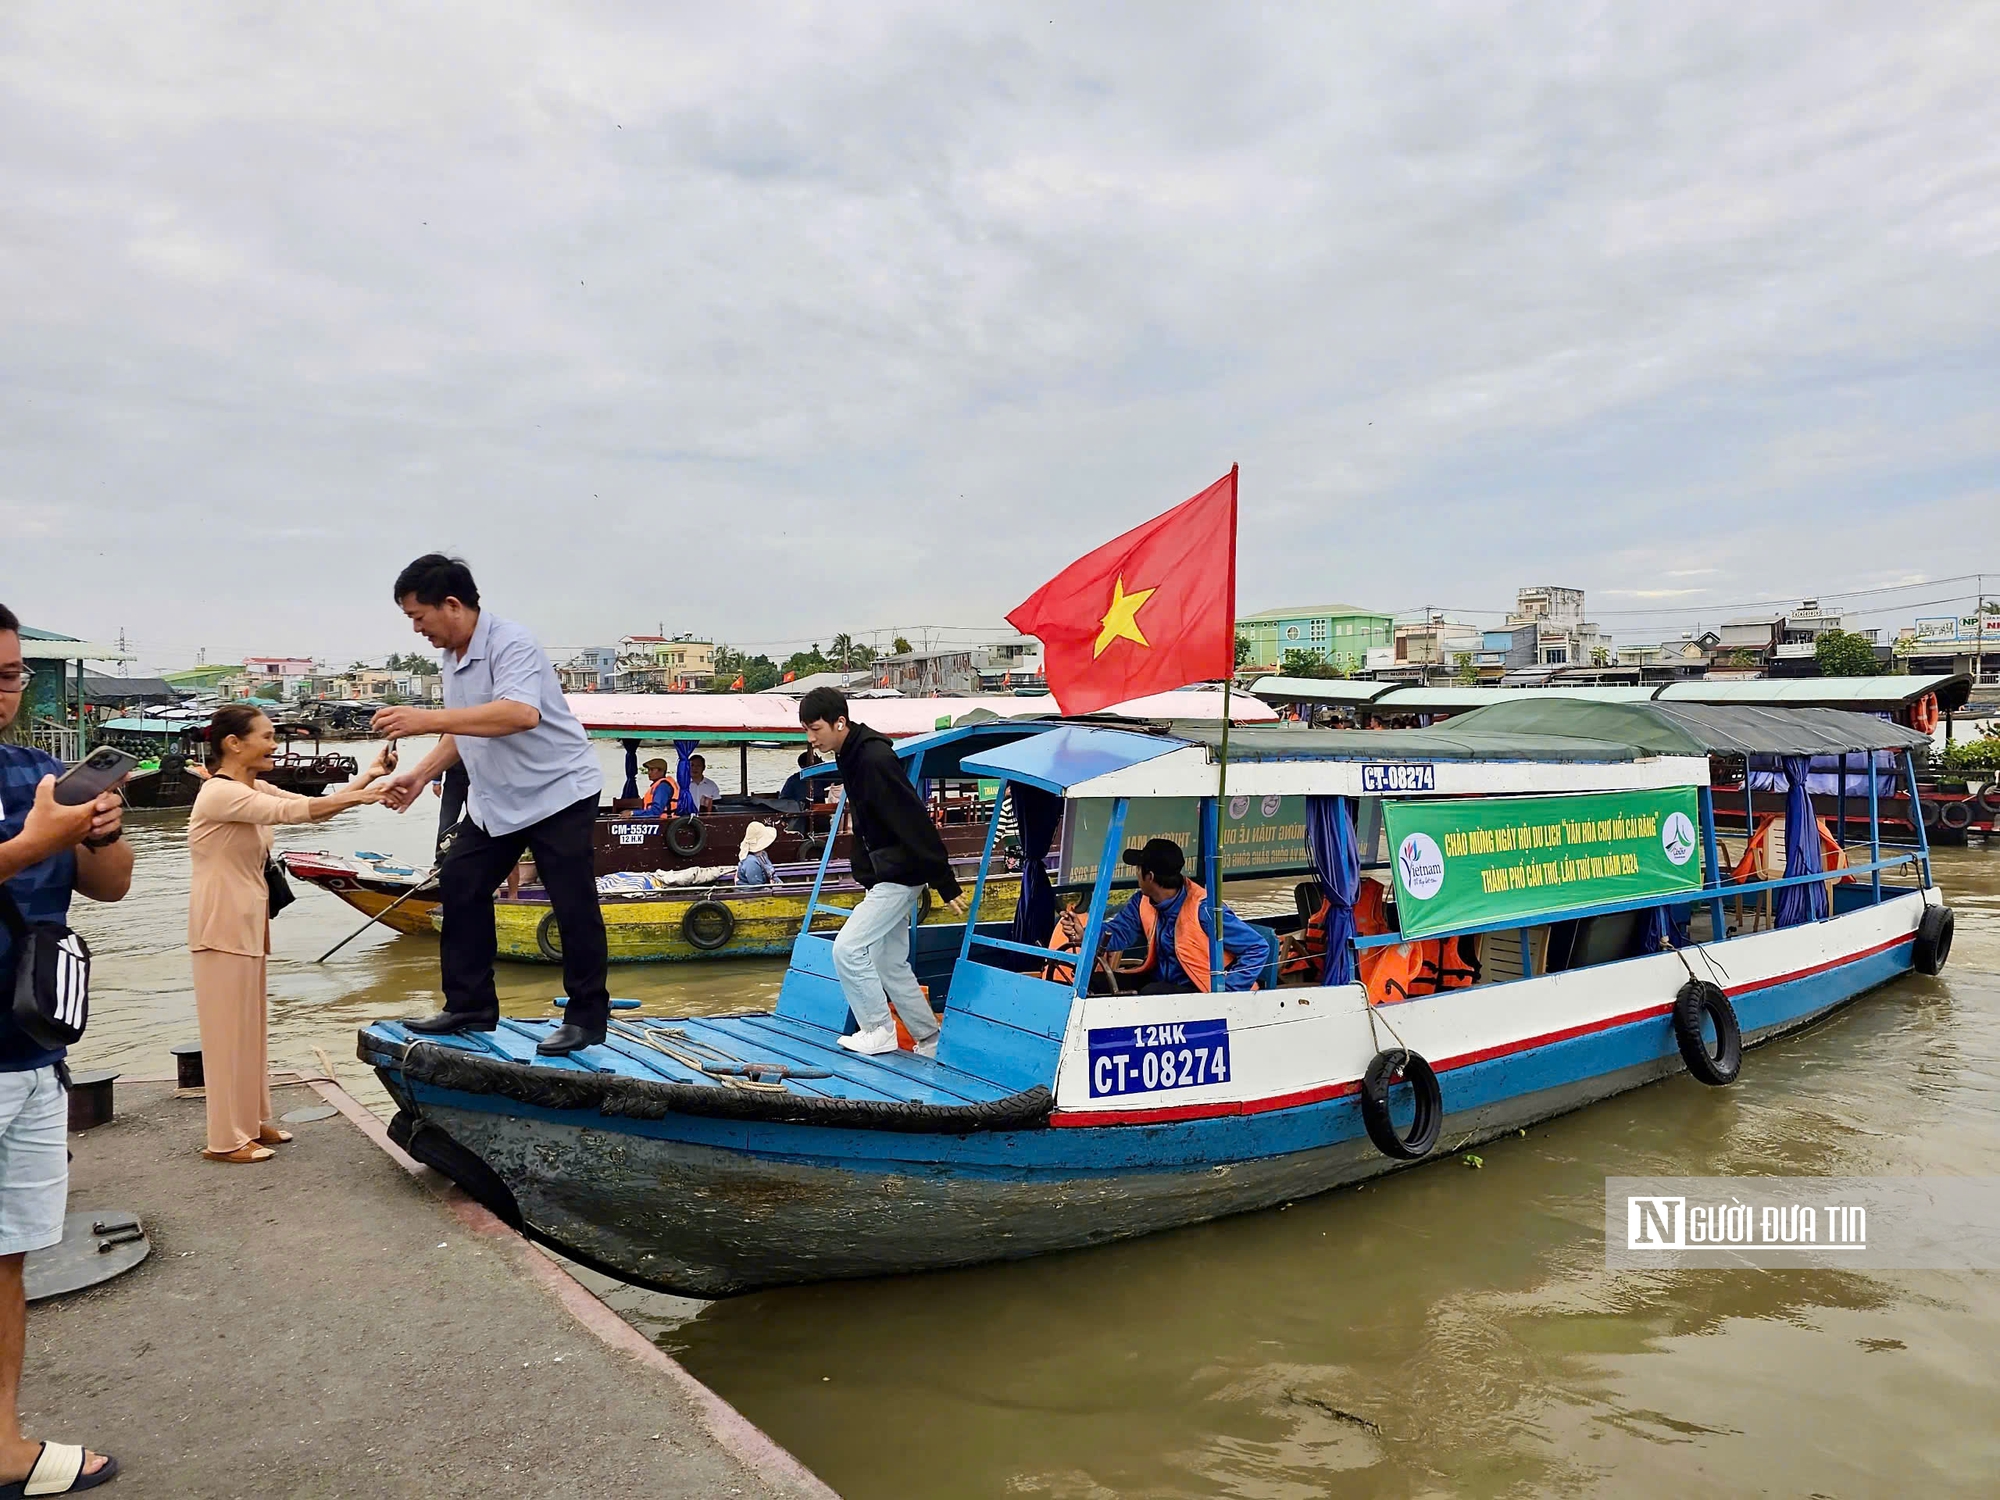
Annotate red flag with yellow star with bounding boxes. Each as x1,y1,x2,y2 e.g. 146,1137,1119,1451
1006,467,1237,716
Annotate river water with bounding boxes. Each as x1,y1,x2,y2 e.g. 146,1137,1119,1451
69,738,2000,1498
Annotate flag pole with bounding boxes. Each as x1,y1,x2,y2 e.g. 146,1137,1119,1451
1209,465,1239,989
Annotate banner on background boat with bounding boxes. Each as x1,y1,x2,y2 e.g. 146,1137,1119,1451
1382,788,1705,939
1058,793,1311,886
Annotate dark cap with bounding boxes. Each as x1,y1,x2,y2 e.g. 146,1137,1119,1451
1121,837,1185,881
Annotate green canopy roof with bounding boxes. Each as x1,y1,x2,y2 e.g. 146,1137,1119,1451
1441,699,1931,757
1170,724,1652,763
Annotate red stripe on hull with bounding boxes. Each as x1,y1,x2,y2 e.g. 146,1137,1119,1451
1048,921,1918,1128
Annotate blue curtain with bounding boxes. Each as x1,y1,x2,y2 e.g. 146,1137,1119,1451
1640,903,1691,952
1775,754,1828,927
674,739,698,813
1009,785,1063,949
620,739,640,800
1305,795,1358,985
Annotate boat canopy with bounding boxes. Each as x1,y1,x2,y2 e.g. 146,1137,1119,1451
1250,673,1971,715
961,723,1707,800
799,719,1066,783
569,688,1274,744
1441,699,1933,757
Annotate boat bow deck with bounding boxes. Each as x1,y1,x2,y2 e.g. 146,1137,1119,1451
360,1015,1050,1132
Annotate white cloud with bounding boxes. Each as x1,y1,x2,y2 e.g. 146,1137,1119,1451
2,1,1997,669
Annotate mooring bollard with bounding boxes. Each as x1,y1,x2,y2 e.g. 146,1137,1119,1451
66,1070,118,1131
170,1043,205,1091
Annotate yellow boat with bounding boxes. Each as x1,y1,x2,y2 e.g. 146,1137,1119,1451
478,874,1022,964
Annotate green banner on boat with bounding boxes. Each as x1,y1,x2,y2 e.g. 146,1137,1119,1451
1382,788,1705,939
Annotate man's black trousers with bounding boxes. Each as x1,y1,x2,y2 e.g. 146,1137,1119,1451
437,794,610,1036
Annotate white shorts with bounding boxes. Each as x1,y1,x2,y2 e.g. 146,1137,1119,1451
0,1067,68,1256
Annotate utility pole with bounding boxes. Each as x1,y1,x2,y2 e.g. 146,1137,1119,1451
117,627,129,677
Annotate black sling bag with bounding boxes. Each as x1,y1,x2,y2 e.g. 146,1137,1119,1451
0,882,90,1049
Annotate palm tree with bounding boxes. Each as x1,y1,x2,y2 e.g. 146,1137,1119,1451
829,633,856,670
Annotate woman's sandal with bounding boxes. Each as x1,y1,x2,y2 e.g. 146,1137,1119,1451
201,1144,274,1164
257,1126,293,1145
0,1441,119,1495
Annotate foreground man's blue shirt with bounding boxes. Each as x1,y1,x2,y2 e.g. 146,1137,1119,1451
443,611,602,837
1100,885,1268,991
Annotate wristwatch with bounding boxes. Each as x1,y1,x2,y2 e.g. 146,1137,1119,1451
82,829,123,850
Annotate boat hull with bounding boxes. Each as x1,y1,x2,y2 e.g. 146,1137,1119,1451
487,875,1019,964
374,890,1930,1296
280,855,439,935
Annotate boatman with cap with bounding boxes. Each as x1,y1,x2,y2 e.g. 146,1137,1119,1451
1098,838,1269,994
634,757,678,817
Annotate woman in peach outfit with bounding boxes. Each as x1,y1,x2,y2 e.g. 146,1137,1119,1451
187,705,390,1162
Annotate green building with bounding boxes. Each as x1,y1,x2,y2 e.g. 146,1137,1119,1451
1238,604,1393,672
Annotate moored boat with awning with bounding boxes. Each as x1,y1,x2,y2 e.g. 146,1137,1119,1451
359,701,1948,1296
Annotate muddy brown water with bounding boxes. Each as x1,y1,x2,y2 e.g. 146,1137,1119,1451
70,738,2000,1498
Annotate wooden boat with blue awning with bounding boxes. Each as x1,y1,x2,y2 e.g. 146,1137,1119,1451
358,701,1952,1297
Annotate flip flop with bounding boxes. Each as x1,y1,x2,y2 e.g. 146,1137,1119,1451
257,1126,293,1145
0,1441,119,1496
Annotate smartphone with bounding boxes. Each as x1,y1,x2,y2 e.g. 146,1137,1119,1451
55,746,141,806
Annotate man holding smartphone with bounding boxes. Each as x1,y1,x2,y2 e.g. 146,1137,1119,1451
0,604,130,1493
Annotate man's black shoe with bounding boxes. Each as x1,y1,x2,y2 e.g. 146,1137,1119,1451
403,1011,498,1035
536,1023,603,1057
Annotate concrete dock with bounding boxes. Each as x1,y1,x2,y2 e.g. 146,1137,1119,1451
23,1077,838,1499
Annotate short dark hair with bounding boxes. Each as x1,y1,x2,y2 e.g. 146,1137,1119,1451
206,703,270,766
0,603,17,634
799,686,848,726
689,753,705,767
797,749,817,768
394,554,480,609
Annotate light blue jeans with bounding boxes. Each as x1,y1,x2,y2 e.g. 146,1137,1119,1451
831,882,939,1043
0,1066,68,1256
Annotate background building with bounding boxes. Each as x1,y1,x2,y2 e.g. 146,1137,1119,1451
616,635,715,691
1238,605,1393,673
1504,586,1607,667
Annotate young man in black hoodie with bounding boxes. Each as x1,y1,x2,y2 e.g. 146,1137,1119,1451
800,687,961,1056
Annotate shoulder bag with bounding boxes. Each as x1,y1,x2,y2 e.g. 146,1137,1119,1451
0,883,90,1049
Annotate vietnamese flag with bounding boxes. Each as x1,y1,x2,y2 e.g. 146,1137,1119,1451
730,674,746,691
1007,467,1237,716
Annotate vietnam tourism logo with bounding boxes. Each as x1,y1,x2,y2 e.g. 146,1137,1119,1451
1661,811,1698,867
1396,832,1446,900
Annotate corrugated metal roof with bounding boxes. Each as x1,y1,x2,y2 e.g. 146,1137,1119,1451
1246,676,1395,705
1445,699,1930,756
1659,675,1967,710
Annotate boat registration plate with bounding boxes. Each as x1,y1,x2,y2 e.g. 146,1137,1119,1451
1362,763,1436,793
1087,1019,1230,1099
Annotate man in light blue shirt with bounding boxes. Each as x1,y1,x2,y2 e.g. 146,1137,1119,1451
373,555,609,1056
1098,838,1268,993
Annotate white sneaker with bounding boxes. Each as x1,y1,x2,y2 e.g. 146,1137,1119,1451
838,1026,900,1055
912,1034,939,1059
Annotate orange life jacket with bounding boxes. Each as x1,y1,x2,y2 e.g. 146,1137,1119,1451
1347,878,1478,1003
1043,907,1089,985
1279,896,1334,982
641,776,678,816
1135,880,1242,992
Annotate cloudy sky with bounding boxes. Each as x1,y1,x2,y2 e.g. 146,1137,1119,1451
5,2,1998,672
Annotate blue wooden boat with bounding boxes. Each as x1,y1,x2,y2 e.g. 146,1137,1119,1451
359,703,1954,1296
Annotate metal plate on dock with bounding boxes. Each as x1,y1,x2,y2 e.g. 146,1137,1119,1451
280,1104,339,1124
25,1211,150,1302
